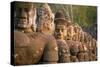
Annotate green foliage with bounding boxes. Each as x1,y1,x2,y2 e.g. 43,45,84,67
50,4,97,28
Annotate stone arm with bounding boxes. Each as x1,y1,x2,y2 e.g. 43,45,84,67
42,36,58,64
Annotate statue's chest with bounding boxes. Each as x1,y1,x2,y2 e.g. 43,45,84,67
26,33,47,57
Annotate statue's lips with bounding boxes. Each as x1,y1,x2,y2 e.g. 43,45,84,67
18,22,27,25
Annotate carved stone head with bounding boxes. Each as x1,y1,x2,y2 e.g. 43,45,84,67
15,3,37,32
55,22,67,40
37,3,55,35
54,11,70,40
66,24,74,40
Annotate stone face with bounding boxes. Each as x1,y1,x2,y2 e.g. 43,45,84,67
15,4,37,32
54,25,67,40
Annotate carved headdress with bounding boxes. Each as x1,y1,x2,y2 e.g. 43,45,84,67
37,3,55,35
54,11,71,27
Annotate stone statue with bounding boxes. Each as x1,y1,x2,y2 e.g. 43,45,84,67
67,40,79,62
54,11,71,63
13,2,58,65
77,43,89,61
72,24,82,41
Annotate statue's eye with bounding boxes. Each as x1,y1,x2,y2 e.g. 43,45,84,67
56,29,60,32
61,29,64,32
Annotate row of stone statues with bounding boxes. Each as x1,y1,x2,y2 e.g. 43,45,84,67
55,11,97,62
13,2,97,65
